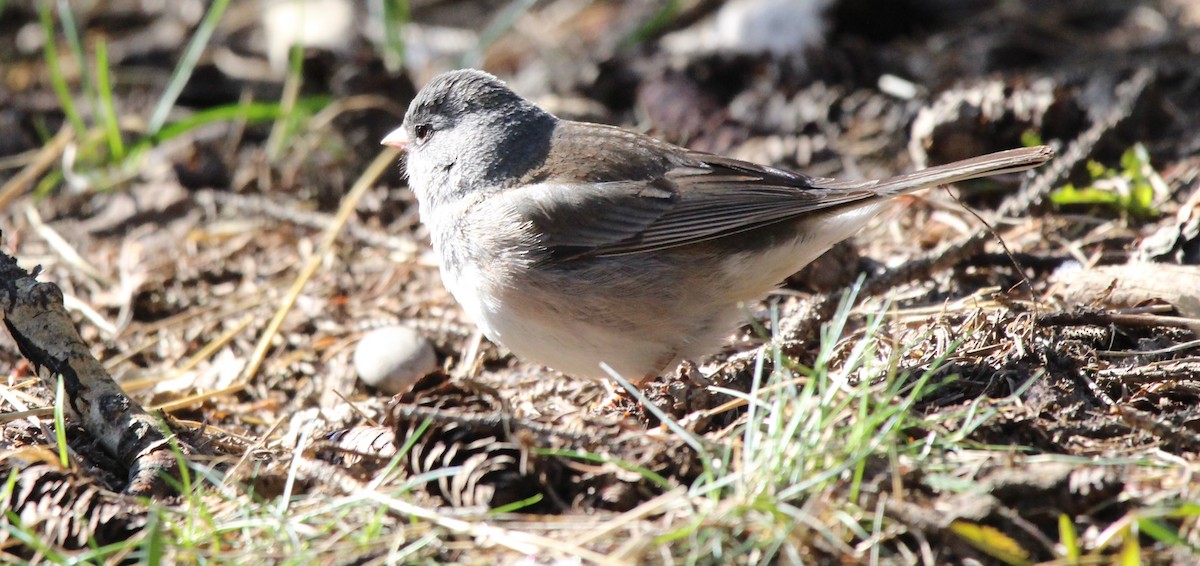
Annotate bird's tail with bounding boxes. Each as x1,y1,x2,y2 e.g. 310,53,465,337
821,145,1055,195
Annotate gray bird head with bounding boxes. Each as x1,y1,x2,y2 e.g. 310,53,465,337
383,70,556,211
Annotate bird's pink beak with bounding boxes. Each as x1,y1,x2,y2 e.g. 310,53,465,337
381,127,409,150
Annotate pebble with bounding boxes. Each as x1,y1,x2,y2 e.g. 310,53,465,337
353,325,437,394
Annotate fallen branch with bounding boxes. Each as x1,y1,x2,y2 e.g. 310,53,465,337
0,238,190,497
1053,264,1200,319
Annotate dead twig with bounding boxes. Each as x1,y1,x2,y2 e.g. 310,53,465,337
0,125,74,211
1036,309,1200,330
1097,359,1200,383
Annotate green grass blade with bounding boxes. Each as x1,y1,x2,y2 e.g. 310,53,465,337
55,0,93,111
1119,525,1140,566
4,511,67,564
460,0,535,69
380,0,409,71
94,38,125,160
148,0,232,135
54,374,69,468
145,506,166,564
1137,517,1186,548
950,520,1031,565
603,362,712,465
1,470,18,511
369,418,431,490
488,493,544,515
39,1,85,136
134,96,331,154
1059,514,1080,561
624,0,681,47
537,448,674,490
266,44,305,161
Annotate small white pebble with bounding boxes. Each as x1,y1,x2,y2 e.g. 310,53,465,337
354,325,437,394
878,74,919,100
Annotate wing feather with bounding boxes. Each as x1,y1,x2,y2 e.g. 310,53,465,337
510,143,880,261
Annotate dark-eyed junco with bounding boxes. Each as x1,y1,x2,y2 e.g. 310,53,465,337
382,69,1053,384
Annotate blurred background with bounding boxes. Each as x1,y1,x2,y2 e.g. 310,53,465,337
2,0,1197,207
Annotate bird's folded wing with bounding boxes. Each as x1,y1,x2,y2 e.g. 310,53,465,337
508,154,881,262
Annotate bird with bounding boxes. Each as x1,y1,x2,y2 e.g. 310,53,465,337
381,69,1053,385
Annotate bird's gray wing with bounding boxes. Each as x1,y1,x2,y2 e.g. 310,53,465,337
510,152,882,262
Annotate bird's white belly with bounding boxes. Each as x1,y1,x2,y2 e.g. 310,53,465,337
443,263,669,381
438,201,889,382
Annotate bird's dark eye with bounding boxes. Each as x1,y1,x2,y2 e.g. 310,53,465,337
414,124,432,142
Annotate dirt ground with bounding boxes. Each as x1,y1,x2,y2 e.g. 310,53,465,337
2,0,1200,564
